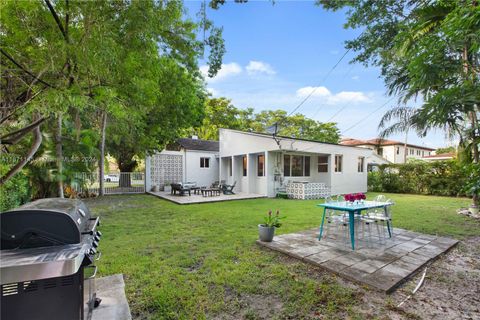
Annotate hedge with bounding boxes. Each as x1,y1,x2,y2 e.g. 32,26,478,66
367,160,472,197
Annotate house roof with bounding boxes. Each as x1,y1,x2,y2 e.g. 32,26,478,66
176,138,219,152
340,138,435,151
219,128,368,150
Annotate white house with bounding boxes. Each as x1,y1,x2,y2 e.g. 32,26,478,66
145,137,219,191
340,138,434,164
218,129,372,197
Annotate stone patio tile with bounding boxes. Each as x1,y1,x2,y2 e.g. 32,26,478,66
399,254,428,267
413,245,444,258
349,261,379,274
394,235,413,242
304,249,346,264
321,259,350,272
363,268,404,292
416,234,437,241
355,247,382,258
374,252,400,264
381,263,414,278
330,253,366,267
394,241,425,252
290,245,329,258
337,265,370,282
411,237,432,245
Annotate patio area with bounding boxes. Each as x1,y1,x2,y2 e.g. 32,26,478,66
148,191,265,204
257,227,458,293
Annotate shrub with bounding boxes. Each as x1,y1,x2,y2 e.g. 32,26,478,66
0,166,31,211
367,160,470,197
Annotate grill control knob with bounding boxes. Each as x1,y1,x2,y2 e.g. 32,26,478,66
89,247,97,255
92,240,99,248
96,231,102,238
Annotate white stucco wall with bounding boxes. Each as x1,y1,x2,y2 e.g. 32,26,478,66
184,150,219,187
219,129,371,197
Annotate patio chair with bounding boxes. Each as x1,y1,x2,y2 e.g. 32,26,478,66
322,196,351,247
221,181,236,195
366,198,394,242
171,183,191,196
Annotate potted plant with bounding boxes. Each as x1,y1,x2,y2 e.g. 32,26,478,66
462,164,480,215
258,210,284,242
163,182,172,193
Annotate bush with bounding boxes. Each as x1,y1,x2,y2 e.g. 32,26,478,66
0,166,31,211
368,160,470,197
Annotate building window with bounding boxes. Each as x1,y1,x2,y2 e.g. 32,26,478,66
242,155,247,176
318,156,328,172
422,150,425,157
284,155,290,176
410,149,414,155
229,158,232,176
257,155,265,177
358,157,365,173
200,157,210,168
377,148,383,156
334,155,343,173
396,147,400,155
284,155,310,176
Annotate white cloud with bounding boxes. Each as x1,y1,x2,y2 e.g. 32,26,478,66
200,63,242,83
246,60,276,76
296,86,371,104
351,75,360,80
206,87,218,96
296,86,331,97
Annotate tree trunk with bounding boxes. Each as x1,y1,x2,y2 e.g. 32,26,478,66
55,114,64,198
98,112,107,196
116,152,137,188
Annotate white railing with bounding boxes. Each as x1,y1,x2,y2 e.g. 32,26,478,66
72,172,145,195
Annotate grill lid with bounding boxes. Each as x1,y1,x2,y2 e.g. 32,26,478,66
1,198,92,250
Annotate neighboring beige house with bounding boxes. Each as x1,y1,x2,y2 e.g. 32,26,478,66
340,138,435,164
421,152,455,162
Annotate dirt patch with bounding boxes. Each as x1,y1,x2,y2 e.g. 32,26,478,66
352,236,480,320
210,286,284,320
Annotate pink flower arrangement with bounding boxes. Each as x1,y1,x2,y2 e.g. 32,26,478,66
344,193,366,202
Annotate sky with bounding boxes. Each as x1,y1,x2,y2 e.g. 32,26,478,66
184,0,453,148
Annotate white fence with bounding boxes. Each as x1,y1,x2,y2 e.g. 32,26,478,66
73,172,145,195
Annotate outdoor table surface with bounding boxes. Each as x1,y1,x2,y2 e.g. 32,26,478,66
317,201,393,250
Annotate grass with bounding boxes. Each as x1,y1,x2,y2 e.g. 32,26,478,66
87,193,479,319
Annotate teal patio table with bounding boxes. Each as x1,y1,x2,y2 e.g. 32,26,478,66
317,201,393,250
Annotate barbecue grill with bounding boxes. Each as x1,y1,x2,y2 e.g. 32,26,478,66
0,198,102,320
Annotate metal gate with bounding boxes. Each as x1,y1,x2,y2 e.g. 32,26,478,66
73,172,145,195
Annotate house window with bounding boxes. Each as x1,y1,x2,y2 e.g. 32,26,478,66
318,156,328,173
229,158,232,176
377,148,383,156
257,155,265,177
334,155,343,173
410,149,414,155
284,155,310,176
242,155,247,176
422,150,425,157
283,155,290,177
200,157,210,168
358,157,365,173
396,147,400,155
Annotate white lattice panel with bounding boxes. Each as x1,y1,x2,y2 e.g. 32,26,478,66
150,154,183,189
286,182,331,200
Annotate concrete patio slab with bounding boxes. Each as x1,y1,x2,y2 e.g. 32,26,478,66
91,274,131,320
148,191,265,204
256,228,458,293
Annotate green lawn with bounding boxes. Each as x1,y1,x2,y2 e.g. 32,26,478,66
87,193,479,319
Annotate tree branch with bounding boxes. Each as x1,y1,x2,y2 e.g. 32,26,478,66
0,49,55,88
44,0,68,41
1,117,47,144
0,118,43,185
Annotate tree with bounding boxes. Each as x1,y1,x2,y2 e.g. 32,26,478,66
1,1,225,192
189,98,341,143
318,0,479,163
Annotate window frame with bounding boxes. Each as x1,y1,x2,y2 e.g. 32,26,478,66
358,156,365,173
257,154,265,177
334,154,343,173
284,154,310,177
228,158,232,176
200,157,210,168
317,155,328,173
242,155,247,176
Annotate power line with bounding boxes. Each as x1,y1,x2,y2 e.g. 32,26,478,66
342,96,396,134
286,48,351,118
309,63,356,120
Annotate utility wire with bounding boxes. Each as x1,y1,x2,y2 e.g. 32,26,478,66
286,48,351,118
310,63,356,120
342,96,396,134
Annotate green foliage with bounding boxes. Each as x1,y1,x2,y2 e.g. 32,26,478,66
262,210,284,228
461,163,480,205
368,160,470,197
0,165,30,211
189,98,341,143
436,146,456,154
318,0,480,162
